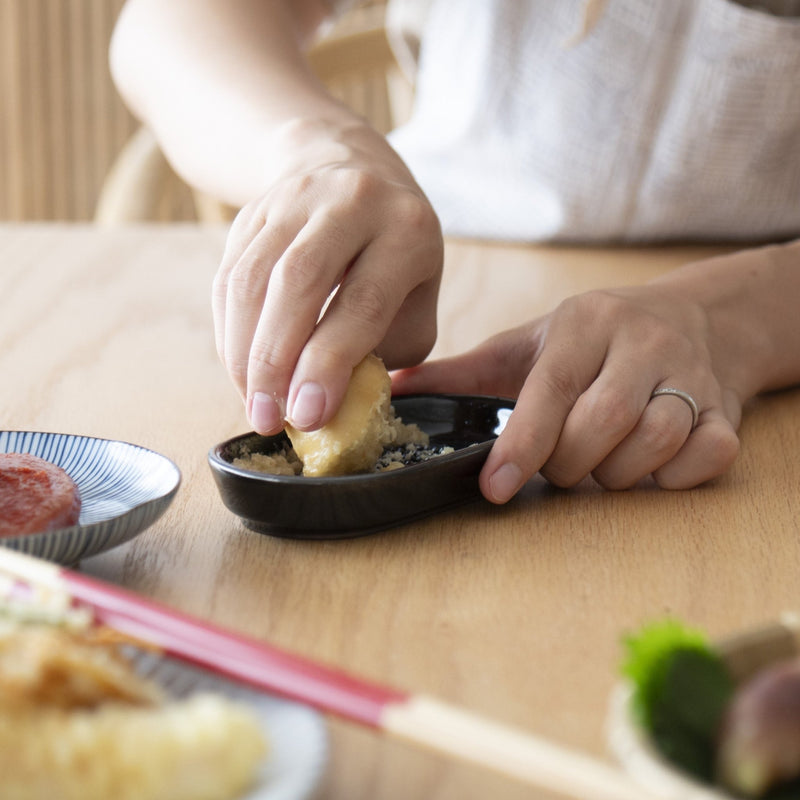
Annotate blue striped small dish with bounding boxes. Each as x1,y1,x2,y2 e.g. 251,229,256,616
1,430,180,564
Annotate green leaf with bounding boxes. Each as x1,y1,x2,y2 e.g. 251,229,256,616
621,619,734,782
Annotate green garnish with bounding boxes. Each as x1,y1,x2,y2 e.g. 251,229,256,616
622,619,734,781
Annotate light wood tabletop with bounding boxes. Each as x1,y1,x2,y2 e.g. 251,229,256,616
3,223,800,800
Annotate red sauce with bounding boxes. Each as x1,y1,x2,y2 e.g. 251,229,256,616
0,453,81,537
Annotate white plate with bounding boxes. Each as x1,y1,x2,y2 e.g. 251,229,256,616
1,431,180,564
128,647,329,800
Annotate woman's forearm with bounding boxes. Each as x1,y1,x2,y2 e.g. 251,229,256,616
110,0,361,205
652,240,800,403
112,0,443,440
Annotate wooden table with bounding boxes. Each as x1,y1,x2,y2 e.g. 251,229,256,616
3,223,799,800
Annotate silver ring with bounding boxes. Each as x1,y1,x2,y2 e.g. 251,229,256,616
650,387,699,430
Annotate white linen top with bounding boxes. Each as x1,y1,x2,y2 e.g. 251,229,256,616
384,0,800,242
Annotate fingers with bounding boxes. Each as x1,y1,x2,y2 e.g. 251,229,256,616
285,235,431,430
212,202,271,365
212,175,443,435
215,203,359,433
391,356,492,397
539,374,655,488
391,325,544,398
589,391,698,489
483,380,738,503
478,315,613,503
484,375,740,502
219,210,306,398
392,337,533,397
652,410,739,489
459,290,743,503
245,212,367,432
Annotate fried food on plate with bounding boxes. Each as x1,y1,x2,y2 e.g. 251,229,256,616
0,693,265,800
0,621,267,800
0,625,162,711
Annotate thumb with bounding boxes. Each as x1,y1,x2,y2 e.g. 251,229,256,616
391,324,541,397
391,352,490,396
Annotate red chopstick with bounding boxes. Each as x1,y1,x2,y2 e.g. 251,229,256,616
0,547,659,800
65,567,407,726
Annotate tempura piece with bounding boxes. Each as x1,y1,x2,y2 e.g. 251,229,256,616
0,694,266,800
0,625,162,711
0,622,267,800
286,353,427,476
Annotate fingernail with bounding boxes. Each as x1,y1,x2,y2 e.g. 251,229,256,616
488,462,523,503
250,392,282,434
288,382,326,430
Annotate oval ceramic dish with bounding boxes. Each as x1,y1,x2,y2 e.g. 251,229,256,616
0,430,180,564
208,394,514,539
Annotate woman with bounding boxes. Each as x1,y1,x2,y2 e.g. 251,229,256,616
110,0,800,502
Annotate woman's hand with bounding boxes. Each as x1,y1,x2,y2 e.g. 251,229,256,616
392,283,744,502
111,0,443,435
212,119,443,435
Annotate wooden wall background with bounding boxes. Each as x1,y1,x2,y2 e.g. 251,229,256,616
0,0,391,222
0,0,144,220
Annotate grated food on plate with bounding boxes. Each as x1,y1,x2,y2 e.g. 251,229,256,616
234,443,303,477
374,442,455,471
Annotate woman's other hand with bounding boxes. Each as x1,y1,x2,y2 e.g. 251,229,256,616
392,282,744,502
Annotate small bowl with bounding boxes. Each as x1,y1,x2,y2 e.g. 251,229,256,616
1,430,181,564
607,616,800,799
208,394,514,539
